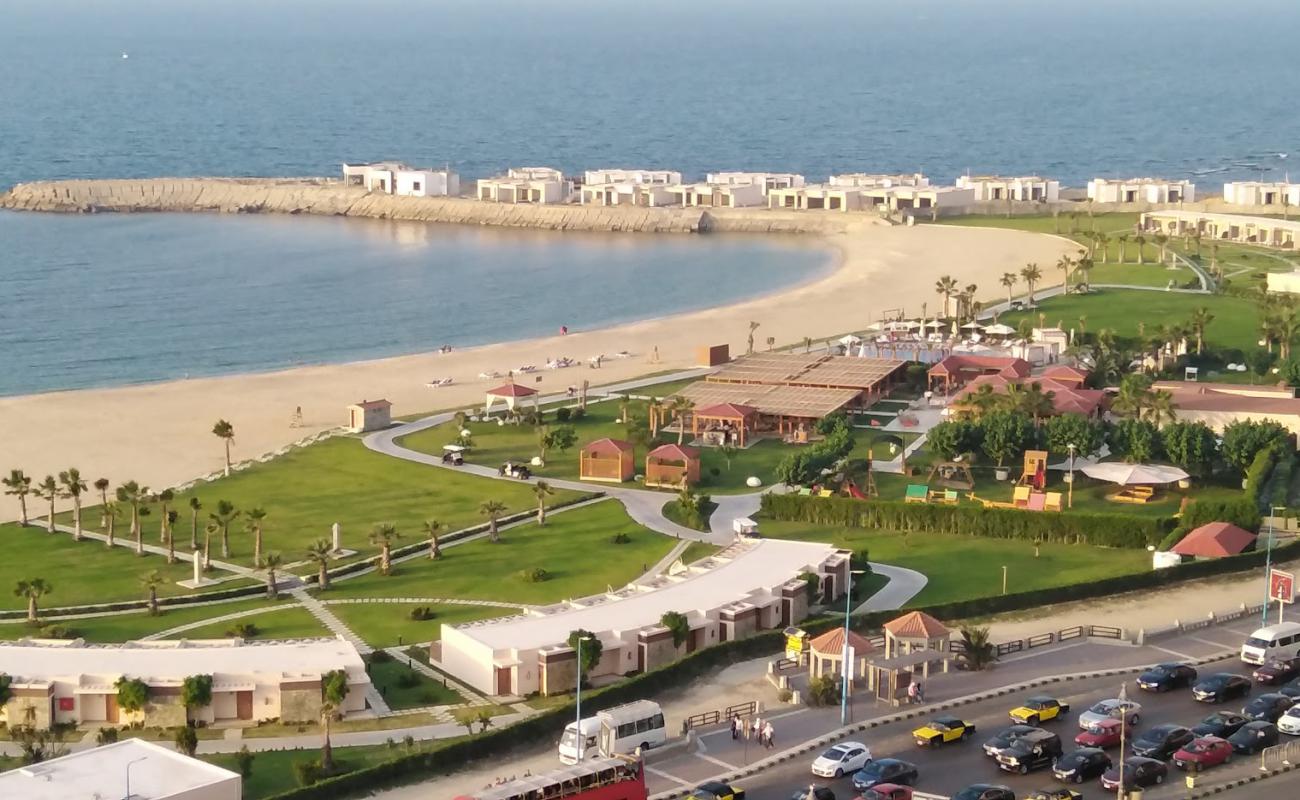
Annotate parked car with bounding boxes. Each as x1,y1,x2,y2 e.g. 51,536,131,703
1010,696,1071,725
1130,723,1194,760
1192,711,1250,738
995,729,1062,774
1101,757,1167,791
859,785,911,800
1074,718,1127,749
1077,699,1141,729
811,742,871,778
1172,736,1234,770
984,725,1039,757
691,782,745,800
1051,748,1111,784
851,759,918,793
1228,721,1280,754
1137,662,1198,692
1254,657,1300,685
787,787,834,800
1279,678,1300,700
1276,704,1300,735
913,716,976,747
1193,673,1253,703
952,784,1015,800
1025,791,1081,800
1244,692,1296,722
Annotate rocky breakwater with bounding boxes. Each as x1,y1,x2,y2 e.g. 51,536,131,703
0,178,861,235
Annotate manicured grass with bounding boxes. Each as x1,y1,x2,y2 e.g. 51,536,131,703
204,743,442,800
29,597,291,642
761,520,1151,606
1084,261,1196,288
164,606,328,640
329,601,512,649
661,499,715,532
0,523,241,611
365,654,463,708
680,540,722,564
70,437,586,569
325,500,674,606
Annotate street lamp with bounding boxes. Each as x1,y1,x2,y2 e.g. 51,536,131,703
124,755,148,800
1066,442,1076,509
1263,505,1286,627
574,633,594,763
841,569,867,726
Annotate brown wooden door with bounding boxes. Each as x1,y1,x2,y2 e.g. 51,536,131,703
236,691,253,720
495,667,512,695
105,695,119,723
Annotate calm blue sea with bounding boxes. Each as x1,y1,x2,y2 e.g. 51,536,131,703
1,0,1297,394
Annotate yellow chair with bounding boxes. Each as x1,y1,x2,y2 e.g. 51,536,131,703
1012,485,1031,507
818,489,834,498
1044,492,1063,512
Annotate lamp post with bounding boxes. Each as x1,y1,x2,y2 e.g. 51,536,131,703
574,634,594,763
841,569,866,726
124,755,148,800
1262,506,1286,627
1066,442,1076,509
1001,565,1008,596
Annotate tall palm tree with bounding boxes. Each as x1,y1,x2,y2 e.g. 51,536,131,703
1279,313,1300,362
1074,255,1094,292
306,539,333,590
1019,382,1056,427
188,497,202,550
1189,306,1215,355
245,507,268,566
962,283,978,323
1116,233,1129,263
93,477,111,528
368,524,401,575
103,501,119,548
480,500,508,543
1154,233,1169,265
934,275,958,318
202,521,218,570
999,272,1017,306
59,469,87,541
1096,231,1110,263
34,475,60,534
155,489,174,544
3,469,32,526
212,419,235,477
1144,389,1177,427
646,397,664,437
1054,255,1073,294
1133,233,1147,264
14,578,52,624
746,321,760,355
1019,263,1042,306
210,500,239,559
140,570,165,616
533,481,554,525
320,701,338,773
115,481,149,555
1112,376,1152,419
421,519,444,560
262,553,283,599
669,396,695,445
165,510,179,564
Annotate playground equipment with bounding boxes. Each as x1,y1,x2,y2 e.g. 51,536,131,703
1018,450,1048,490
904,485,959,505
966,488,1063,512
927,460,975,491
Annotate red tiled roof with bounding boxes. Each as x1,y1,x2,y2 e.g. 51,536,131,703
1157,383,1300,416
647,443,700,461
583,438,634,456
486,383,538,397
928,355,1031,379
352,399,392,410
694,402,759,418
1043,365,1090,384
1171,522,1257,558
809,627,875,656
884,610,950,639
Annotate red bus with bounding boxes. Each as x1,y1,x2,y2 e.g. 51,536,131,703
453,756,647,800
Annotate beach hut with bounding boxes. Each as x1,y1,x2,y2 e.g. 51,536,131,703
807,628,874,687
484,382,538,415
346,399,392,433
645,443,701,488
578,438,635,483
691,402,759,447
1171,522,1257,558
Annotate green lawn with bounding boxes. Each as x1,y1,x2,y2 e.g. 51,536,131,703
204,743,440,800
365,654,463,708
68,437,587,569
325,500,674,606
329,601,512,649
164,606,328,641
27,597,291,642
680,540,722,564
761,520,1151,606
0,523,246,611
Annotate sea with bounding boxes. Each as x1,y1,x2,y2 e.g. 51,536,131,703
2,0,1298,395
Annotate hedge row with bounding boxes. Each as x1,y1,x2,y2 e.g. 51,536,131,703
1245,448,1279,512
760,493,1175,548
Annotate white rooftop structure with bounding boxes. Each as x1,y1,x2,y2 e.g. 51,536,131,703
1087,177,1194,204
829,173,929,189
705,171,805,194
955,174,1060,202
0,738,240,800
1223,180,1300,208
582,168,681,186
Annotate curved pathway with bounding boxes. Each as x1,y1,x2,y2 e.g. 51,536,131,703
858,563,927,611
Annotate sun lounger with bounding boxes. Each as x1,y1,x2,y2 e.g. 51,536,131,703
516,365,537,373
943,490,960,505
798,487,812,496
425,378,454,388
818,489,834,498
478,370,502,380
905,484,929,504
1026,492,1047,511
1012,485,1031,508
1044,491,1063,512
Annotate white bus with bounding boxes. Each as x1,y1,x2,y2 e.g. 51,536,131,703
558,700,666,764
1241,622,1300,665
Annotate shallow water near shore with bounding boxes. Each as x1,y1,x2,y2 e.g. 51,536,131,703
0,211,831,396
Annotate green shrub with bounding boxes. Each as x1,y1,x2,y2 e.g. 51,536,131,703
554,407,572,423
369,650,394,663
1182,498,1261,532
396,673,420,689
799,571,820,603
1158,527,1188,551
226,622,260,638
806,675,840,707
610,532,631,545
518,568,549,583
407,607,436,621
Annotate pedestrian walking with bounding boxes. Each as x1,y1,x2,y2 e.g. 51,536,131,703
730,716,740,740
915,681,925,704
751,716,762,741
907,680,918,705
763,721,775,749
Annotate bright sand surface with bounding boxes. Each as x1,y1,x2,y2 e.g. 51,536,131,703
0,221,1073,521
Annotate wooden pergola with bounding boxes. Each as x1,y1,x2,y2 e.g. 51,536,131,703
691,402,759,447
578,438,635,483
645,443,701,488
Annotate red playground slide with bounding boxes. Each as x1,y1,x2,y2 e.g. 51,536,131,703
846,481,868,500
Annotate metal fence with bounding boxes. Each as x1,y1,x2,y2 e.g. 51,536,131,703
948,623,1124,660
1261,738,1300,771
682,700,758,732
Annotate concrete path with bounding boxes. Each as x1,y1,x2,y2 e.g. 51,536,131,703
857,563,927,611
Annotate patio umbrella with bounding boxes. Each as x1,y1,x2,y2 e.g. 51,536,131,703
984,323,1016,336
1080,462,1190,486
839,334,863,345
865,321,885,331
922,320,945,329
961,321,984,330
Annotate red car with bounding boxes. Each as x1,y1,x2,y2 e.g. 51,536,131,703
860,784,912,800
1074,718,1128,749
1172,736,1234,770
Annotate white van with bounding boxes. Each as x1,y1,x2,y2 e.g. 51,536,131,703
557,717,600,765
557,700,666,764
1241,622,1300,665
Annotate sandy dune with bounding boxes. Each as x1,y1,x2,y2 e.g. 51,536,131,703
0,222,1072,520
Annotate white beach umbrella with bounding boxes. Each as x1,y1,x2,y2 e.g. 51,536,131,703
1080,462,1189,486
961,321,984,330
923,320,945,330
839,334,863,345
904,320,923,330
865,321,885,331
984,323,1017,336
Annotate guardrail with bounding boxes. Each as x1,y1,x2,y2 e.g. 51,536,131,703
1261,738,1300,772
681,700,758,732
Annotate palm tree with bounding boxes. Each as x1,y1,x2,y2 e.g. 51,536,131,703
93,477,111,527
668,396,695,445
103,501,118,548
1134,233,1147,264
210,500,239,559
306,539,333,590
746,321,760,355
958,626,997,671
368,524,401,575
934,275,958,317
967,383,1002,417
1054,255,1072,294
212,419,235,477
999,272,1017,307
187,497,202,550
245,507,268,566
1279,313,1300,362
1154,233,1169,265
165,510,179,563
320,701,338,773
1144,389,1177,427
420,519,444,560
3,470,32,526
1073,255,1094,292
1096,231,1110,263
155,488,174,544
1186,306,1214,355
14,578,52,624
961,283,978,323
480,500,507,543
262,553,283,599
115,481,149,555
1077,314,1088,335
140,570,165,616
532,481,554,525
34,475,60,534
202,521,218,570
59,469,87,541
646,397,664,437
1112,376,1152,419
1019,263,1042,306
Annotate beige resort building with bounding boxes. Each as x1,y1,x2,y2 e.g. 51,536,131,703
1087,177,1194,204
341,161,460,197
477,167,573,204
1140,209,1299,249
1223,181,1300,208
956,174,1060,202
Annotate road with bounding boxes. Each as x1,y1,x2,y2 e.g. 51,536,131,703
714,655,1284,800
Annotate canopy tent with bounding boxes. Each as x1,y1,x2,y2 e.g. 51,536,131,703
1080,462,1189,485
484,382,538,414
1171,522,1257,558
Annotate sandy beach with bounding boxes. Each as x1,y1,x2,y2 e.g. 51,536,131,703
0,220,1072,521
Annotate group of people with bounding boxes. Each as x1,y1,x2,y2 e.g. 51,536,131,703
730,714,776,749
907,679,925,704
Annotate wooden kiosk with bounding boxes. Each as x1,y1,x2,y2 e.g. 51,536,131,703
578,438,635,483
645,443,701,488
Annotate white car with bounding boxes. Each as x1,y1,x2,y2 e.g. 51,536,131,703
810,741,871,778
1077,698,1142,729
1278,705,1300,736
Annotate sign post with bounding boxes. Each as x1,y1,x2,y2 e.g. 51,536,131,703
1270,569,1295,624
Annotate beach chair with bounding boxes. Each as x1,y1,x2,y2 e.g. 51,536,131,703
942,489,960,505
1026,492,1047,512
905,484,929,504
1012,485,1031,508
1044,491,1063,512
798,487,813,496
818,489,834,498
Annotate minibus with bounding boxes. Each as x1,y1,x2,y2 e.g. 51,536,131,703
1241,622,1300,665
